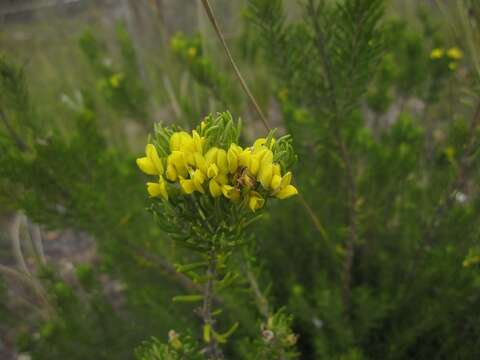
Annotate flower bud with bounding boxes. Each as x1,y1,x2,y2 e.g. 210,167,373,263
275,184,298,199
192,170,205,193
248,191,265,212
166,163,178,181
179,178,195,194
216,149,228,174
258,163,274,189
222,185,240,202
209,179,222,197
136,157,157,175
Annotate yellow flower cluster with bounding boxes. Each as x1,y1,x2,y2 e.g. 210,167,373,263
430,47,463,71
136,128,298,212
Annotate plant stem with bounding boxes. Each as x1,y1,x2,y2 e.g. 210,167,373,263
199,0,329,246
202,252,223,359
200,0,271,131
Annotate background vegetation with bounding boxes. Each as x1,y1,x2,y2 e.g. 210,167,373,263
1,0,480,359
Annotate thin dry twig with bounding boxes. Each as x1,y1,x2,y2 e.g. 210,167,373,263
199,0,329,245
200,0,271,131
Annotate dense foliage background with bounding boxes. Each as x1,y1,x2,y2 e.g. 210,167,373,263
1,0,480,359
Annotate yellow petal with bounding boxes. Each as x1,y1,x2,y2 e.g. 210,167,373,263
166,163,178,181
430,48,444,60
238,149,251,168
194,153,207,173
192,170,206,193
248,154,261,175
179,132,195,152
192,130,203,154
260,149,273,165
159,181,168,200
248,192,265,212
280,171,292,188
180,178,195,194
205,147,219,165
258,163,273,189
137,157,158,175
271,174,282,190
170,151,188,178
253,138,267,151
215,173,228,185
272,164,281,176
447,47,463,60
227,145,239,173
169,132,182,151
146,144,164,174
207,164,219,178
222,185,240,202
216,149,228,173
209,179,222,197
147,182,162,197
275,184,298,199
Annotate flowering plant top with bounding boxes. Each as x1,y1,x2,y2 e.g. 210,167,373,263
137,112,298,213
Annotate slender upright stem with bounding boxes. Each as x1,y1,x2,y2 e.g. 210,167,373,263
200,0,271,131
199,0,329,245
202,252,223,359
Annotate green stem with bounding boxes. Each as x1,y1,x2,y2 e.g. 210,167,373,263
202,252,223,359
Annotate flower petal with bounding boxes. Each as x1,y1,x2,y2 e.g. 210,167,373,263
275,184,298,199
137,157,158,175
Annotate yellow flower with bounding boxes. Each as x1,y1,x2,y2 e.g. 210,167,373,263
109,73,123,88
209,179,222,197
273,172,298,199
258,162,274,189
216,149,228,173
227,144,242,173
253,138,275,151
170,131,197,153
146,177,168,200
168,151,188,178
194,153,207,173
192,170,206,193
166,163,178,181
248,191,265,212
137,157,157,175
187,46,197,60
168,330,182,350
449,62,458,71
207,163,219,178
447,47,463,60
205,147,228,174
271,174,282,190
276,185,298,199
205,147,218,164
253,138,267,151
136,144,164,175
238,149,252,168
192,130,204,154
248,148,271,176
214,173,228,186
179,177,195,194
430,48,444,60
222,185,240,202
